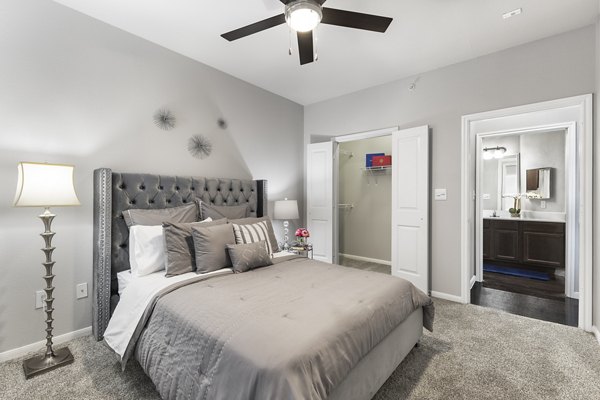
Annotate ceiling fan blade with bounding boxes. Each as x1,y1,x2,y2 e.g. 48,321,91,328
321,8,392,33
221,14,285,41
297,31,314,65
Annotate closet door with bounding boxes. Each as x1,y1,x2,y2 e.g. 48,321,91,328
391,126,430,294
306,142,334,263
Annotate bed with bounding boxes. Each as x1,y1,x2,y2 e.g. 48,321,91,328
92,168,434,400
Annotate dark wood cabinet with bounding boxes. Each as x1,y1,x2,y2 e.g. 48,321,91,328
482,219,565,271
492,221,520,262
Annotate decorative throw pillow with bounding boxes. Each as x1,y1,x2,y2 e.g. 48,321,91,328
198,200,250,220
229,217,279,254
226,241,273,273
162,218,227,277
231,219,276,255
122,203,198,228
192,223,236,274
129,225,166,277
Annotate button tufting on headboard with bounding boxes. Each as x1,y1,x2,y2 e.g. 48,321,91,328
93,168,267,341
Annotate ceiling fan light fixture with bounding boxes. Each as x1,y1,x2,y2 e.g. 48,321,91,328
285,0,323,32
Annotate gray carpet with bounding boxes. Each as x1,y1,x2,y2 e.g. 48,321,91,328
1,300,599,400
339,255,391,275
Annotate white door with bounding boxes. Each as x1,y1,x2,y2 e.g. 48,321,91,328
306,142,334,263
391,126,430,293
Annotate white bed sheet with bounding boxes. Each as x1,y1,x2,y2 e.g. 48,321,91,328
104,251,291,359
104,268,232,359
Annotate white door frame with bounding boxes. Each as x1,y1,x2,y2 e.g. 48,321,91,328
461,94,593,331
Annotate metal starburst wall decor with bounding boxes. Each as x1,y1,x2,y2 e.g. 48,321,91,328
153,108,176,130
188,135,213,159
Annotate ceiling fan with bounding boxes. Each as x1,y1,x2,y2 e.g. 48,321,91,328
221,0,393,65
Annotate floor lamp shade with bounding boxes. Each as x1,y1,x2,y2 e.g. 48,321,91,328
14,162,80,207
14,162,80,378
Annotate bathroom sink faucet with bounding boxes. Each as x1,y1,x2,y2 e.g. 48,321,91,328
492,210,497,217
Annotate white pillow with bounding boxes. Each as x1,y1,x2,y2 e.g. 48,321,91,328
116,270,134,295
129,225,166,277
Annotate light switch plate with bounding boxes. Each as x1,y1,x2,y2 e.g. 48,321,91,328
434,189,447,201
482,194,491,200
76,283,88,299
35,290,46,309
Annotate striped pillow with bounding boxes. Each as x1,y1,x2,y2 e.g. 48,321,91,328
232,221,274,256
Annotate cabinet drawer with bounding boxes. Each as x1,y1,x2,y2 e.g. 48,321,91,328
522,221,565,234
493,220,519,231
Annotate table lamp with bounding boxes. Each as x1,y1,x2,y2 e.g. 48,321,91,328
14,162,80,378
273,198,299,250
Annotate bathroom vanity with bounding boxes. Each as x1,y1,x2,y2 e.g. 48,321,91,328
483,217,565,271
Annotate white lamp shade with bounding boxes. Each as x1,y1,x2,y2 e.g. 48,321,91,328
14,162,81,207
273,199,299,220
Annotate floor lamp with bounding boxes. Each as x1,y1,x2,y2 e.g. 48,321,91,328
273,198,299,250
14,162,80,379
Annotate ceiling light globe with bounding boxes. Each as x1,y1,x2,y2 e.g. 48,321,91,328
285,0,323,32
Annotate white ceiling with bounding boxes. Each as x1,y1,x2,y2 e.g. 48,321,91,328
54,0,599,105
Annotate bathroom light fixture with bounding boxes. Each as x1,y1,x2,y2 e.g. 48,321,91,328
285,0,323,32
483,146,507,160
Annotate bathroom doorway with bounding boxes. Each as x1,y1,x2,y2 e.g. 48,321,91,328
473,129,577,326
460,95,593,331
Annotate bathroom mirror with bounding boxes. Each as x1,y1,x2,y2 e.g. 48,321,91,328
525,167,551,199
498,154,520,210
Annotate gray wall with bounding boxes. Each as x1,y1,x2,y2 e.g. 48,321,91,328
304,26,596,297
0,0,303,353
481,136,521,210
339,136,392,262
519,130,566,212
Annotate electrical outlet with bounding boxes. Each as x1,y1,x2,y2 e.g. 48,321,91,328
35,290,46,309
541,200,546,209
482,194,491,200
76,283,88,299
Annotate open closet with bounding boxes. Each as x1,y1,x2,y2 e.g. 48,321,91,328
337,136,392,274
306,125,430,294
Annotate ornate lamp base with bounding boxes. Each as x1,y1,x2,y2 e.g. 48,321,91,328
23,347,74,379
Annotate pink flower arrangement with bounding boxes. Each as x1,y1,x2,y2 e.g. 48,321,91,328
295,228,310,243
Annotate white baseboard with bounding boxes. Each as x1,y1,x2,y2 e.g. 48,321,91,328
339,253,391,266
431,290,464,303
0,326,92,363
592,326,600,345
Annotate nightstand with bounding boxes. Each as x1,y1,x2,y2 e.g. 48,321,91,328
288,243,313,259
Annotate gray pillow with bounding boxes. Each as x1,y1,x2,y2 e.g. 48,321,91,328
198,200,249,220
162,218,227,277
229,217,280,253
226,241,273,273
123,203,198,228
192,223,236,274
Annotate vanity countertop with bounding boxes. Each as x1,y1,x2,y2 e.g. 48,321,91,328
483,216,565,223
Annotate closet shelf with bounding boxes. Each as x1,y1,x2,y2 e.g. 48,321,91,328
362,165,391,184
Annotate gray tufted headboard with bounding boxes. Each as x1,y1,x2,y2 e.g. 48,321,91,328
92,168,267,341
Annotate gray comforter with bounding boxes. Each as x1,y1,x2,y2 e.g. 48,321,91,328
133,257,434,400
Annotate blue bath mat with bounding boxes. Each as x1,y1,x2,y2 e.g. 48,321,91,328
483,263,550,281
